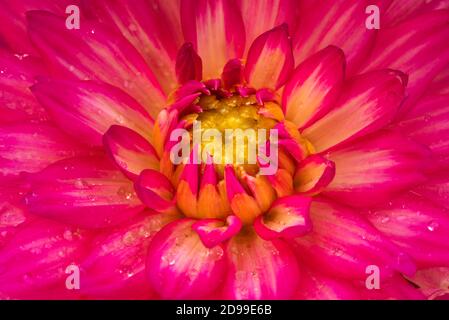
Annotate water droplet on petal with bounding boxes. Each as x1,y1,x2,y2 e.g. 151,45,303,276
427,221,440,232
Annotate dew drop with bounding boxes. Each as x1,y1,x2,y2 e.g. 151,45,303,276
427,221,440,232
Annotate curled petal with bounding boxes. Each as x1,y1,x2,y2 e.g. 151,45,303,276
32,79,154,147
192,215,242,248
245,24,294,90
243,174,276,213
176,149,200,218
410,267,449,300
266,168,294,198
176,42,203,84
197,161,231,219
283,46,345,129
254,194,312,240
25,156,144,229
146,219,227,299
303,70,407,152
134,169,178,214
104,125,159,180
223,229,299,299
294,154,335,195
222,58,243,89
225,165,262,224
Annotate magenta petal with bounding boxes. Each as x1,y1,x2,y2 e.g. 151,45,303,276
103,125,159,181
397,94,449,168
283,46,345,129
293,198,416,280
303,70,407,152
27,10,165,118
192,215,242,248
0,218,91,297
0,51,47,123
0,0,68,54
0,123,87,176
294,154,336,195
324,131,431,207
83,0,182,94
254,195,312,240
294,269,360,300
238,0,298,56
134,169,177,213
146,219,227,299
223,230,299,299
176,42,203,84
221,58,244,89
245,24,294,90
363,10,449,110
80,211,176,299
32,79,153,147
292,0,387,75
25,156,144,229
367,192,449,268
181,0,245,80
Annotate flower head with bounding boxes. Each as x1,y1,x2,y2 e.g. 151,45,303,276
1,0,449,300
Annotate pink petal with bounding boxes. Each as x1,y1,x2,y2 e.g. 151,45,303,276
292,0,387,75
254,195,312,240
0,51,47,123
245,24,294,90
413,172,449,209
293,198,416,280
293,154,336,195
283,46,345,129
134,169,178,214
366,192,449,268
361,274,425,300
362,10,449,110
32,79,153,147
323,131,431,207
192,215,242,248
25,156,144,229
146,219,227,299
103,125,159,181
383,0,449,26
302,70,407,152
79,211,176,299
181,0,245,80
294,269,360,300
0,0,70,54
0,123,87,176
223,230,299,299
176,42,203,84
411,267,449,300
237,0,298,56
0,218,91,298
221,58,243,89
83,0,182,94
397,94,449,168
27,11,165,118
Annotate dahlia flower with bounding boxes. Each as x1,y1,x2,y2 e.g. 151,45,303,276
1,0,449,300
